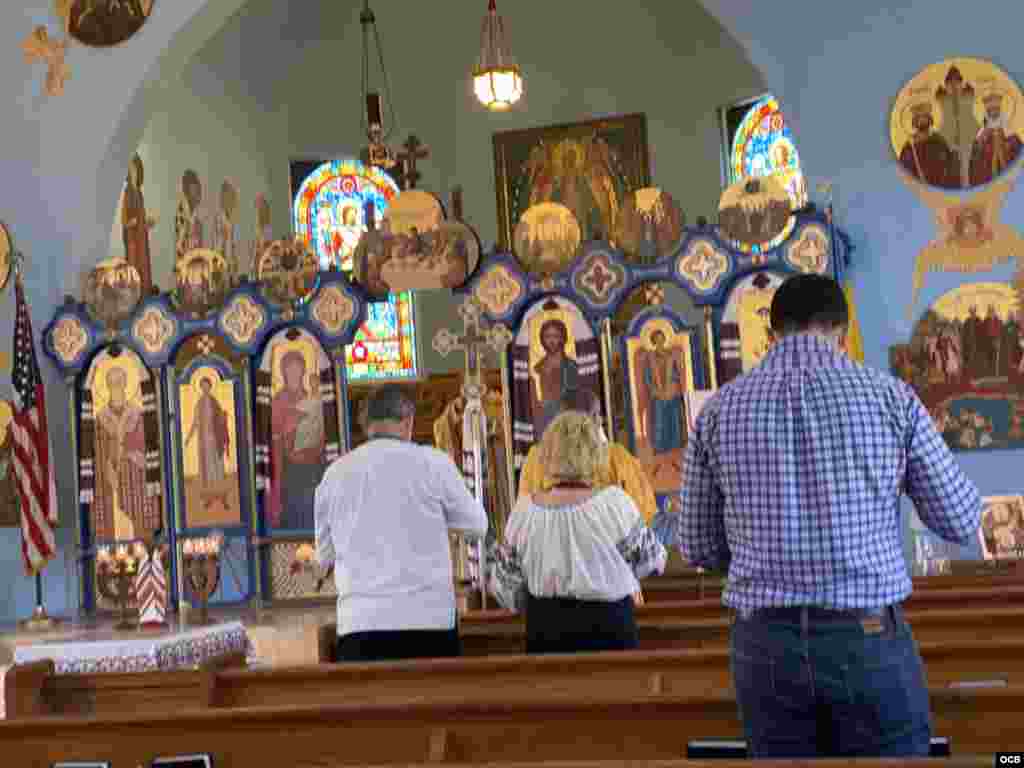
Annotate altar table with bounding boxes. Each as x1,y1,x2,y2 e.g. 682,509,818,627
11,621,251,676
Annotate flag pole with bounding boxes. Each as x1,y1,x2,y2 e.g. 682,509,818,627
21,570,58,631
10,251,59,632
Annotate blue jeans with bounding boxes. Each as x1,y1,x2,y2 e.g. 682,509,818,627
730,605,931,758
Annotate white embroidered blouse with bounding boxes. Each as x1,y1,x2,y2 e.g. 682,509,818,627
489,486,667,612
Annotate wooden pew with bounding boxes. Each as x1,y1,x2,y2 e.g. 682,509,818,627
2,660,53,718
315,601,1024,659
0,687,1015,765
641,568,1024,603
7,649,246,718
210,639,1024,710
16,636,1024,720
302,764,975,768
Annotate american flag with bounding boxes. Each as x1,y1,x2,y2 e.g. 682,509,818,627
11,276,57,574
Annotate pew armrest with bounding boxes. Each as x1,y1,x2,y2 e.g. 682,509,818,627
318,625,337,664
5,659,56,718
200,650,247,709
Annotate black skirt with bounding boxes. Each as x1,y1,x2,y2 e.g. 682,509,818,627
525,593,638,654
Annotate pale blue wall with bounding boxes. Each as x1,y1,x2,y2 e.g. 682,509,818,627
0,0,248,625
701,0,1024,565
1,0,1014,623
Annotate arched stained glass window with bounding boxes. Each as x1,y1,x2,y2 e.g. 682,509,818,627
293,158,399,272
291,158,418,382
725,95,808,252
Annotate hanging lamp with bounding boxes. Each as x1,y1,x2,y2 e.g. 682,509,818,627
472,0,523,111
359,0,397,170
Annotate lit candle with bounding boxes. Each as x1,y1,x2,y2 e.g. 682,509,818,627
183,540,194,556
115,544,128,562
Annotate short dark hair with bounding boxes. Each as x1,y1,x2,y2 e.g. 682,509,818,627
769,274,848,335
366,384,415,423
559,388,600,415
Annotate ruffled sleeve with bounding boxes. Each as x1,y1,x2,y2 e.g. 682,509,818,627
488,539,527,612
608,488,667,580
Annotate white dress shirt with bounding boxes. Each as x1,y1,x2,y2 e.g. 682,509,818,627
315,436,488,635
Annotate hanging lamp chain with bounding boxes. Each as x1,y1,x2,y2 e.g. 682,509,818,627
360,0,398,141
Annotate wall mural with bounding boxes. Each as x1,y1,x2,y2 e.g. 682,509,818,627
891,58,1024,316
121,153,156,296
978,495,1024,560
66,0,154,48
891,281,1024,453
494,113,650,249
891,58,1023,191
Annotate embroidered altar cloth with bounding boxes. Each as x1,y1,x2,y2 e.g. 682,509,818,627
11,621,250,676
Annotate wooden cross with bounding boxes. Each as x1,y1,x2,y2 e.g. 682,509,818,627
450,186,464,221
397,134,429,191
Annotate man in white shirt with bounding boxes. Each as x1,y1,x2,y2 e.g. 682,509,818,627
315,384,488,661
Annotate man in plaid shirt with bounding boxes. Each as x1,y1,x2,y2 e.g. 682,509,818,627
679,274,981,758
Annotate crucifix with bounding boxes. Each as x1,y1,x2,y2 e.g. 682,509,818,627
433,297,513,610
397,134,430,190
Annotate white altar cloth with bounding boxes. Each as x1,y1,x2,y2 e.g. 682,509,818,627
12,621,250,676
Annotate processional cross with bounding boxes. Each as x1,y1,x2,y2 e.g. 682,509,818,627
433,296,513,609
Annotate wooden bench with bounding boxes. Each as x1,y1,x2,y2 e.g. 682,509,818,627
313,602,1024,659
304,762,985,768
641,569,1024,602
0,687,1015,765
12,636,1024,719
4,650,245,719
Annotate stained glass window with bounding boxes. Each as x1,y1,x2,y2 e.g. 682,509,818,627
291,158,419,382
292,158,399,272
724,95,808,252
345,292,418,380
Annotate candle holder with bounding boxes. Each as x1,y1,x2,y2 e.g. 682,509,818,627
181,532,223,626
289,542,333,594
95,543,142,630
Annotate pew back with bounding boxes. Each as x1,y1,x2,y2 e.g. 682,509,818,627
0,688,1015,766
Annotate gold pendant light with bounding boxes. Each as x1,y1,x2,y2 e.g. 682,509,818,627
472,0,523,111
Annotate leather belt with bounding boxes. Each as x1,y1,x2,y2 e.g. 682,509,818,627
736,604,901,624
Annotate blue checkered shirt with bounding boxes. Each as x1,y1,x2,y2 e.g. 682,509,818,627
678,333,981,611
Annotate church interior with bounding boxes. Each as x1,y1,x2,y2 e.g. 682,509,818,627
0,0,1023,763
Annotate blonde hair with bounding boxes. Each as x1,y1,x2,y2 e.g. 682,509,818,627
539,411,608,484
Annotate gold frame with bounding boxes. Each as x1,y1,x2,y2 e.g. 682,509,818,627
0,221,13,294
492,113,651,250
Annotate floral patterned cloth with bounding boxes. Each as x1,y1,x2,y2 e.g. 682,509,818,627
11,622,251,676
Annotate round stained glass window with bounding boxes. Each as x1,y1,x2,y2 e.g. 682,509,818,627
292,159,400,272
